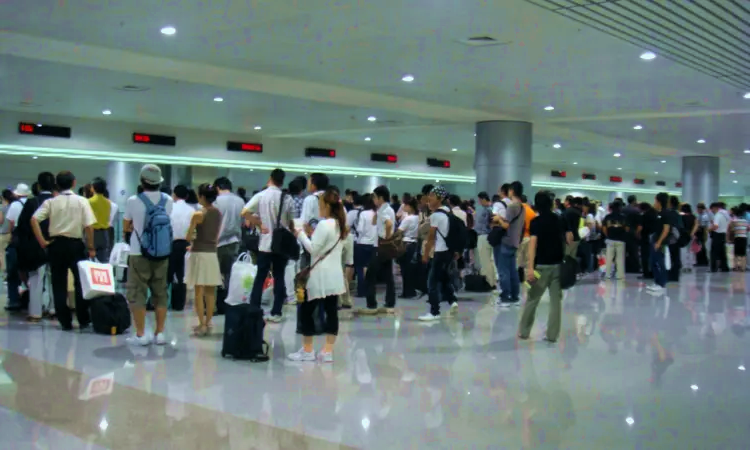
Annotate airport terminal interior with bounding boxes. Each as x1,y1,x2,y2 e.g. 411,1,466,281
1,0,750,448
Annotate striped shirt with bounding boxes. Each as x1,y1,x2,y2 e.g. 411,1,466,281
732,219,748,239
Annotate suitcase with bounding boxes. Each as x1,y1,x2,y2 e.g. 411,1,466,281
221,304,269,362
90,293,131,335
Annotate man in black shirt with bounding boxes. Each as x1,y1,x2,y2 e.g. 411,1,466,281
562,197,582,258
623,195,641,273
602,201,628,279
518,191,569,342
638,203,657,279
648,193,676,295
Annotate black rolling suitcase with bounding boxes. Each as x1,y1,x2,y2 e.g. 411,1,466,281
221,304,269,362
90,293,131,335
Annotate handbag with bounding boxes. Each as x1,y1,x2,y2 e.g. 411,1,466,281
378,229,405,260
294,237,341,302
488,208,522,247
271,193,300,260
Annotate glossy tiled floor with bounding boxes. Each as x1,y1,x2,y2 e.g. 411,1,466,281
1,271,749,449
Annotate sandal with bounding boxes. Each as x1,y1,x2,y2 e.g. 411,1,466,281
26,316,42,324
517,334,529,340
192,325,208,337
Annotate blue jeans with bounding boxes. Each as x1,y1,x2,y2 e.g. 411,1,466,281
353,244,375,297
495,244,519,302
5,245,21,308
249,251,288,316
649,240,667,288
428,251,456,315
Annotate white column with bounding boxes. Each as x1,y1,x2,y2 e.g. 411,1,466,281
362,176,387,193
107,161,139,209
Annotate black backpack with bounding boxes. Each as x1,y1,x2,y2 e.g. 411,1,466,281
90,293,131,335
222,304,269,362
433,209,468,253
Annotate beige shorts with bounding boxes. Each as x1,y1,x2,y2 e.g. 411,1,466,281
127,255,169,308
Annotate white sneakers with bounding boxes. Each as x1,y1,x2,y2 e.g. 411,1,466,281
647,285,666,296
449,302,459,315
418,313,441,322
287,348,333,363
127,332,167,346
266,315,283,323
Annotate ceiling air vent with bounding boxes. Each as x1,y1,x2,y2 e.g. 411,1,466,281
113,85,151,92
456,36,512,47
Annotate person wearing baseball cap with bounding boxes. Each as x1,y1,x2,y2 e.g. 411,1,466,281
419,185,458,321
123,164,174,346
3,183,31,311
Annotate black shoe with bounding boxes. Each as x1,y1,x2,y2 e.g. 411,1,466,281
60,325,74,332
4,305,22,312
79,323,91,332
399,293,417,299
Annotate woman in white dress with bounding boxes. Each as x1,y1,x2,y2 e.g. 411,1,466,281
289,188,348,362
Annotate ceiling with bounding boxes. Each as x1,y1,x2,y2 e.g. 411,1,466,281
0,0,749,193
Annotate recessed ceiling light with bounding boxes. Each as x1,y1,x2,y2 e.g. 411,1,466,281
254,126,262,130
744,93,750,99
633,125,643,130
32,156,38,160
544,105,555,111
213,96,223,102
451,148,457,152
354,175,358,178
690,384,699,391
473,133,476,137
617,167,622,170
739,365,746,371
364,137,371,141
745,149,750,154
697,139,706,143
625,417,635,426
730,170,736,173
640,51,656,60
367,116,377,122
573,162,578,165
661,160,666,163
734,180,739,183
160,26,177,36
102,109,112,115
553,143,561,149
655,171,659,174
614,153,621,157
401,74,415,82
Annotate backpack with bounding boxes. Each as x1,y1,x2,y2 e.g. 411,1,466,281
136,193,173,260
90,293,132,335
675,214,691,247
433,209,468,253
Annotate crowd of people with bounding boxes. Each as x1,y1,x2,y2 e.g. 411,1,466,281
1,163,745,362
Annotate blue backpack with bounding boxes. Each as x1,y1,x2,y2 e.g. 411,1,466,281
136,193,173,260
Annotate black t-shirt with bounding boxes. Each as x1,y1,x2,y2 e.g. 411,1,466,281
657,209,679,241
683,213,696,235
530,212,565,266
603,212,628,242
640,209,658,242
563,207,582,241
623,205,641,230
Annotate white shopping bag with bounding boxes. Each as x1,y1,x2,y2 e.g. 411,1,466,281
109,242,131,268
664,246,671,271
225,252,257,306
77,260,116,300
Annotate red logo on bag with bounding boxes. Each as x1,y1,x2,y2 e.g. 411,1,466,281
90,268,112,286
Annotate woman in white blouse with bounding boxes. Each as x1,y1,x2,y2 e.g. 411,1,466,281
290,188,348,362
397,198,420,298
353,194,378,298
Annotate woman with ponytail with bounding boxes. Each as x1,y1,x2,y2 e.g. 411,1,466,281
186,183,223,337
290,187,348,362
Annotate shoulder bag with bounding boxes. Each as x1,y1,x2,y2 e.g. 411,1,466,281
488,206,522,247
294,234,342,302
271,193,301,260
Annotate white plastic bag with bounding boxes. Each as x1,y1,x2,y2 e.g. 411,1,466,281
225,253,257,306
578,226,590,241
664,246,671,271
77,260,116,300
109,242,131,268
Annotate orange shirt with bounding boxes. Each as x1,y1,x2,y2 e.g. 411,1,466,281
522,203,536,238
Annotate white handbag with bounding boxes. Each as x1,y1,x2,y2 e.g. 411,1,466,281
225,252,257,306
77,260,116,300
109,242,131,268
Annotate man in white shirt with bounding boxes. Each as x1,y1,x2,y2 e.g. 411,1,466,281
168,185,194,311
213,177,246,315
709,202,730,272
4,183,30,311
122,164,174,346
243,169,294,322
491,184,511,220
397,198,419,298
299,173,329,267
419,185,458,321
31,172,96,330
361,185,397,315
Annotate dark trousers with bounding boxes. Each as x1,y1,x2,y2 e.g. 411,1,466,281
668,243,681,281
93,228,110,264
48,237,89,329
625,233,640,273
298,295,339,336
696,227,708,266
640,240,653,278
5,245,21,308
168,239,189,310
365,252,395,309
710,232,729,272
428,251,457,315
216,242,240,314
250,251,288,317
398,242,418,297
353,243,375,297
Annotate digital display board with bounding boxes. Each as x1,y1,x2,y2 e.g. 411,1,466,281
18,122,71,138
132,133,176,146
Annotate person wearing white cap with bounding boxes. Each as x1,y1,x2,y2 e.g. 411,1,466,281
122,164,173,346
4,183,30,311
